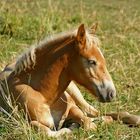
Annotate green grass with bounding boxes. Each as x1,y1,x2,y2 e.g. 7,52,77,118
0,0,140,139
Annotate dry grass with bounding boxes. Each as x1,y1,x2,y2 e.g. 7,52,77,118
0,0,140,139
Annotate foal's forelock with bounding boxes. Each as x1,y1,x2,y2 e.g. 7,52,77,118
13,29,100,74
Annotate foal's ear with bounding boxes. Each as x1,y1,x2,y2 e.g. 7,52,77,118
90,23,98,34
76,24,86,46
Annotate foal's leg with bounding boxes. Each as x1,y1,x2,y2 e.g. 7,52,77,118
9,84,72,138
31,121,72,137
68,105,97,131
67,81,99,117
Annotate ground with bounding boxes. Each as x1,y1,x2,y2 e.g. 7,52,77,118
0,0,140,139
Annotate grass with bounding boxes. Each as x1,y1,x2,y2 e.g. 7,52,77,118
0,0,140,139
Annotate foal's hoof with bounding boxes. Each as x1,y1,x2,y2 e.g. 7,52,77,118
86,106,99,117
102,116,113,124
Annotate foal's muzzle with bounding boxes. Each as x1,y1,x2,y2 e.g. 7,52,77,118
99,88,116,102
95,80,116,103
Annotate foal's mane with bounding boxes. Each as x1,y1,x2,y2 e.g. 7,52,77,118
14,29,100,74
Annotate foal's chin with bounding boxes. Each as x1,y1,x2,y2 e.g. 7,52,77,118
98,97,113,103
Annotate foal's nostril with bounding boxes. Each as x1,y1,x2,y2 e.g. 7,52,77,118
109,91,113,98
107,89,116,101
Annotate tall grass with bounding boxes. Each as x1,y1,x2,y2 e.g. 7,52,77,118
0,0,140,139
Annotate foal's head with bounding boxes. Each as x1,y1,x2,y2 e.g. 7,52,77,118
69,24,116,102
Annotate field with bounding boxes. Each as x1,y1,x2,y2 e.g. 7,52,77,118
0,0,140,139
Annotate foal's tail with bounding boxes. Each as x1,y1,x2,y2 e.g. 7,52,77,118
105,112,140,127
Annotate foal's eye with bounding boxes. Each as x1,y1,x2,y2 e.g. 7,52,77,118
88,60,97,65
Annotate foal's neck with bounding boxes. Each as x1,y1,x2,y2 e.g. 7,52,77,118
33,39,75,105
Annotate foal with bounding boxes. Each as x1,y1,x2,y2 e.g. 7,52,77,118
0,24,116,137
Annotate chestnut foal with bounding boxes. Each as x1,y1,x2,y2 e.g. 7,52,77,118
0,24,116,137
